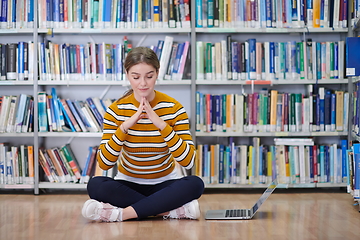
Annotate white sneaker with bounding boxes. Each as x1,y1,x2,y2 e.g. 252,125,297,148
165,200,200,220
82,199,122,222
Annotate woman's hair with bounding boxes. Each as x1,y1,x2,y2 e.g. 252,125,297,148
118,47,160,101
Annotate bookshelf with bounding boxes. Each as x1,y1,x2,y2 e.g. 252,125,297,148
191,0,353,189
0,0,356,193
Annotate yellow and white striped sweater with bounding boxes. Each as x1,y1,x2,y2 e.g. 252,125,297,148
97,90,196,184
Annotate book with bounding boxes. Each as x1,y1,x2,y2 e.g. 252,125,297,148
346,37,360,76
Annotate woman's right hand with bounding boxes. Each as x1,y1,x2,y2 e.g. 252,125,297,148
121,97,146,133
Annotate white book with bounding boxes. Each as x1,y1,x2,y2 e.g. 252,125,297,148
298,145,306,184
82,104,102,132
28,42,34,81
158,36,174,80
338,41,344,79
239,145,248,185
333,144,338,183
11,146,19,184
92,97,106,117
15,94,28,133
20,145,26,184
333,0,340,28
302,98,310,132
6,151,14,184
221,40,228,80
6,96,19,133
0,143,5,184
235,94,244,133
0,96,11,133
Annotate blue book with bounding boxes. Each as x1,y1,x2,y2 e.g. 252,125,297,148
156,40,164,60
316,42,322,80
172,42,185,77
202,144,208,182
0,0,7,24
73,100,91,129
248,39,256,80
66,99,87,132
103,0,112,25
341,139,348,181
58,99,76,132
231,42,239,80
319,145,325,182
51,88,63,131
258,145,263,183
195,0,203,27
86,97,103,126
38,93,48,132
46,0,53,26
215,95,221,131
17,42,24,81
334,42,339,79
53,0,60,25
330,93,336,131
309,146,314,182
325,145,330,182
346,37,360,76
353,143,360,198
219,144,224,183
319,88,325,131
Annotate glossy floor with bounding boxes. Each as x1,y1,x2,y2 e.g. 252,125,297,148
1,189,360,240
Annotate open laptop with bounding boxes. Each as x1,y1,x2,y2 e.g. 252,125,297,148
205,179,278,220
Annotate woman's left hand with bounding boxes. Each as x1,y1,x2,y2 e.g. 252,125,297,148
142,97,167,130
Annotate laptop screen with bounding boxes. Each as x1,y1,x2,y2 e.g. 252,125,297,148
251,179,278,215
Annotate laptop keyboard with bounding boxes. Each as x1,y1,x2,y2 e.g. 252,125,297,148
225,209,248,218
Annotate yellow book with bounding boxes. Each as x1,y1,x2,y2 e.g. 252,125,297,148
248,146,253,184
285,146,290,181
270,90,278,132
210,145,215,184
335,91,344,131
27,145,34,184
313,0,321,28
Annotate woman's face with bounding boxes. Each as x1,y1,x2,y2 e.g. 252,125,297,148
127,62,158,102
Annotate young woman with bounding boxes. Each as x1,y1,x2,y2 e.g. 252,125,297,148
81,46,204,222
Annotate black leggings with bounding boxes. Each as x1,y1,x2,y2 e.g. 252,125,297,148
86,175,205,219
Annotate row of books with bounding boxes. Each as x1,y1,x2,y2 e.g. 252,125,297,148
38,88,114,132
196,87,349,133
38,0,190,29
0,0,35,29
0,94,34,133
196,0,350,28
196,38,345,81
0,36,190,82
39,145,115,184
37,36,189,82
0,143,34,185
38,144,83,183
195,138,349,185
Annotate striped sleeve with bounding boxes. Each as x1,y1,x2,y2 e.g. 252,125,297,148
159,103,195,170
97,102,127,170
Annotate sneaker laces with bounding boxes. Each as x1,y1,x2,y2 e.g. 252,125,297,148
97,203,120,222
163,206,188,220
